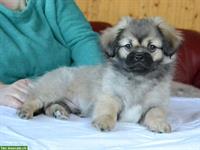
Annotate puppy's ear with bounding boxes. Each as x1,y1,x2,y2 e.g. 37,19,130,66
151,17,183,57
100,16,133,57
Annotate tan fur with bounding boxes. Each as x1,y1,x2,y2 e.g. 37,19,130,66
152,49,163,61
151,17,183,49
45,104,70,120
18,100,43,119
18,17,183,133
141,107,171,133
100,16,132,48
171,81,200,98
92,95,121,131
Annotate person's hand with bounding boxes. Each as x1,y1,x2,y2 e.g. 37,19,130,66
0,79,31,109
0,0,26,10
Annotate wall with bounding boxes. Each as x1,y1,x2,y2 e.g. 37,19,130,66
76,0,200,32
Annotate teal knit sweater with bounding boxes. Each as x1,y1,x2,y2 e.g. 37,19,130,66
0,0,103,84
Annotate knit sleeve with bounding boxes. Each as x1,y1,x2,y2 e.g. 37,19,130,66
56,0,104,66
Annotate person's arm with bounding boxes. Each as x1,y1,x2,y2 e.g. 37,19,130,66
56,0,104,66
0,0,29,108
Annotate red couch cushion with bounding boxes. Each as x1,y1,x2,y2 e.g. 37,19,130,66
90,22,200,89
174,29,200,88
90,21,112,33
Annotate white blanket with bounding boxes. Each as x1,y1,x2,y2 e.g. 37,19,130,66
0,97,200,150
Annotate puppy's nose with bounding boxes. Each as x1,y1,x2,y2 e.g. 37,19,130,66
134,53,145,61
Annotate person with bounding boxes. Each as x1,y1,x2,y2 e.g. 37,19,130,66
0,0,104,108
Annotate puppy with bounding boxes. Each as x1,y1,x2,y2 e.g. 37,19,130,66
18,17,182,133
171,81,200,98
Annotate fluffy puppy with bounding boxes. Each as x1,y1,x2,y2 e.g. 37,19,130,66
18,17,182,133
171,81,200,98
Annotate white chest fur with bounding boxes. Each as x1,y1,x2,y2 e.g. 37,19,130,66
119,104,143,123
102,67,158,123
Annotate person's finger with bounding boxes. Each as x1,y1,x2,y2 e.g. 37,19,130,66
9,90,27,103
6,87,28,103
13,84,29,95
3,96,23,109
13,79,31,89
11,79,31,96
0,82,6,89
16,79,31,86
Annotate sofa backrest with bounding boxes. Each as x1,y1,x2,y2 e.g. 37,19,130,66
174,29,200,88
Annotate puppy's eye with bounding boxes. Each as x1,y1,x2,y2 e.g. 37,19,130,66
148,44,157,52
124,44,132,49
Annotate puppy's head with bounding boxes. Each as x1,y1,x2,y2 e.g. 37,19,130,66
101,17,183,74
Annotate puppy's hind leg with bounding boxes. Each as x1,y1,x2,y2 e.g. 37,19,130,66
92,95,122,131
45,102,71,120
18,67,72,119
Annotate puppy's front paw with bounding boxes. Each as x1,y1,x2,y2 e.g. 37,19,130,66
17,107,34,119
92,115,116,132
144,119,171,133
